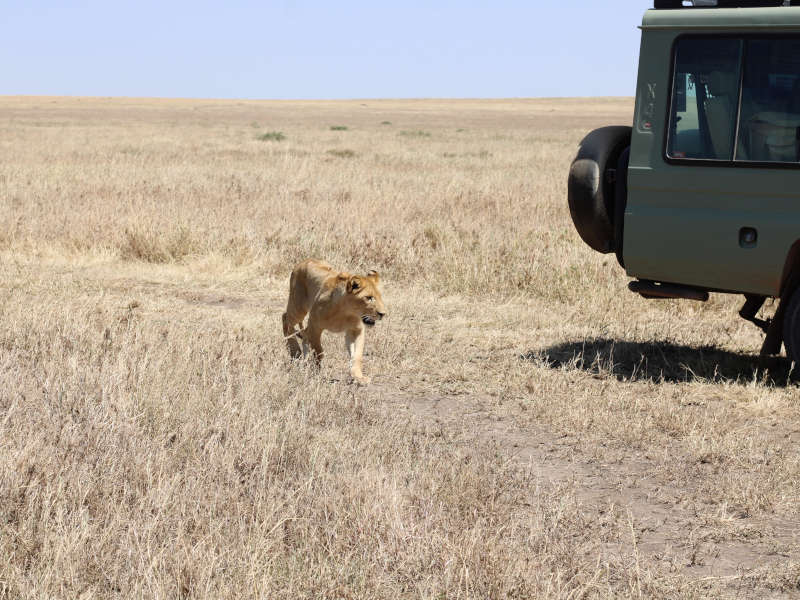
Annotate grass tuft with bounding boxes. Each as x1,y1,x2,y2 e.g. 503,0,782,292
258,131,286,141
326,149,357,159
398,130,431,138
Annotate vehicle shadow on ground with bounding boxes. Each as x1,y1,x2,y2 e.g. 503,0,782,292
525,338,796,386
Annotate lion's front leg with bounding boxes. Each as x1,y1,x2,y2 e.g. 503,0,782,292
345,327,370,385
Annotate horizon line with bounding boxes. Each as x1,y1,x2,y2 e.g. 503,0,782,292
0,94,635,103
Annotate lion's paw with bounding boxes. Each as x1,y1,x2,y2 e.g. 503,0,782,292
351,375,371,386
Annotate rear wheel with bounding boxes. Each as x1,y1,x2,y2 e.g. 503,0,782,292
783,288,800,363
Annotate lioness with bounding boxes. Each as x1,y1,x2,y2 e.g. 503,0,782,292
282,259,387,384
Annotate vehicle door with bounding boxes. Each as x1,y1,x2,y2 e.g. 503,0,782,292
624,35,800,297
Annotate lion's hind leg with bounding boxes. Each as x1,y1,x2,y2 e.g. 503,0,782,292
283,266,312,360
301,324,323,366
282,310,305,359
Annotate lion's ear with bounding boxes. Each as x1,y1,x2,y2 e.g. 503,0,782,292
347,276,363,293
366,270,380,284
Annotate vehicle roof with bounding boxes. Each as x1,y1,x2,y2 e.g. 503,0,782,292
641,6,800,30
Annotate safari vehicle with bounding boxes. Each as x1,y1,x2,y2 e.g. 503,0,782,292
568,0,800,361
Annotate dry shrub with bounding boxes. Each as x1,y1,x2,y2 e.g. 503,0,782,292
120,226,203,263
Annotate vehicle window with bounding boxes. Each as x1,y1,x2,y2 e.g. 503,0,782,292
736,39,800,163
667,38,743,160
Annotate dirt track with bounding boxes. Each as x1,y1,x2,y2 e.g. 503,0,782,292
379,386,800,588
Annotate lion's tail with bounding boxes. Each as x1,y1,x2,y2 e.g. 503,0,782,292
284,328,304,341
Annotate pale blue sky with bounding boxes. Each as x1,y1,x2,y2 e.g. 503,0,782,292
3,1,646,99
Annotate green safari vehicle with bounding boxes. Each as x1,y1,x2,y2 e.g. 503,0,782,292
568,0,800,361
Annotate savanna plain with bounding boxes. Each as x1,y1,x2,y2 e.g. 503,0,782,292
0,96,799,599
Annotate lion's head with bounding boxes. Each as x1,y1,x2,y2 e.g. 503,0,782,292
345,270,386,327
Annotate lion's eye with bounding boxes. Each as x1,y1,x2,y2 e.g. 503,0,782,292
366,296,375,302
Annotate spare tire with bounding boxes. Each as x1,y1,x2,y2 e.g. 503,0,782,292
567,126,632,254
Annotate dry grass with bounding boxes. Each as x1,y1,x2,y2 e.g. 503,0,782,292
0,96,798,598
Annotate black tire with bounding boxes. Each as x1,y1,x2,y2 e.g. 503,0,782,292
614,146,630,268
782,287,800,363
567,126,632,254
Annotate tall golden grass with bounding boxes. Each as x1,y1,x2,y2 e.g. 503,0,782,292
0,96,798,598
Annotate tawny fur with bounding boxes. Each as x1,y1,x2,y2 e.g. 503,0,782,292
282,259,387,384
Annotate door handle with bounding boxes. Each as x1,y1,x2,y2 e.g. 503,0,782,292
739,227,757,248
